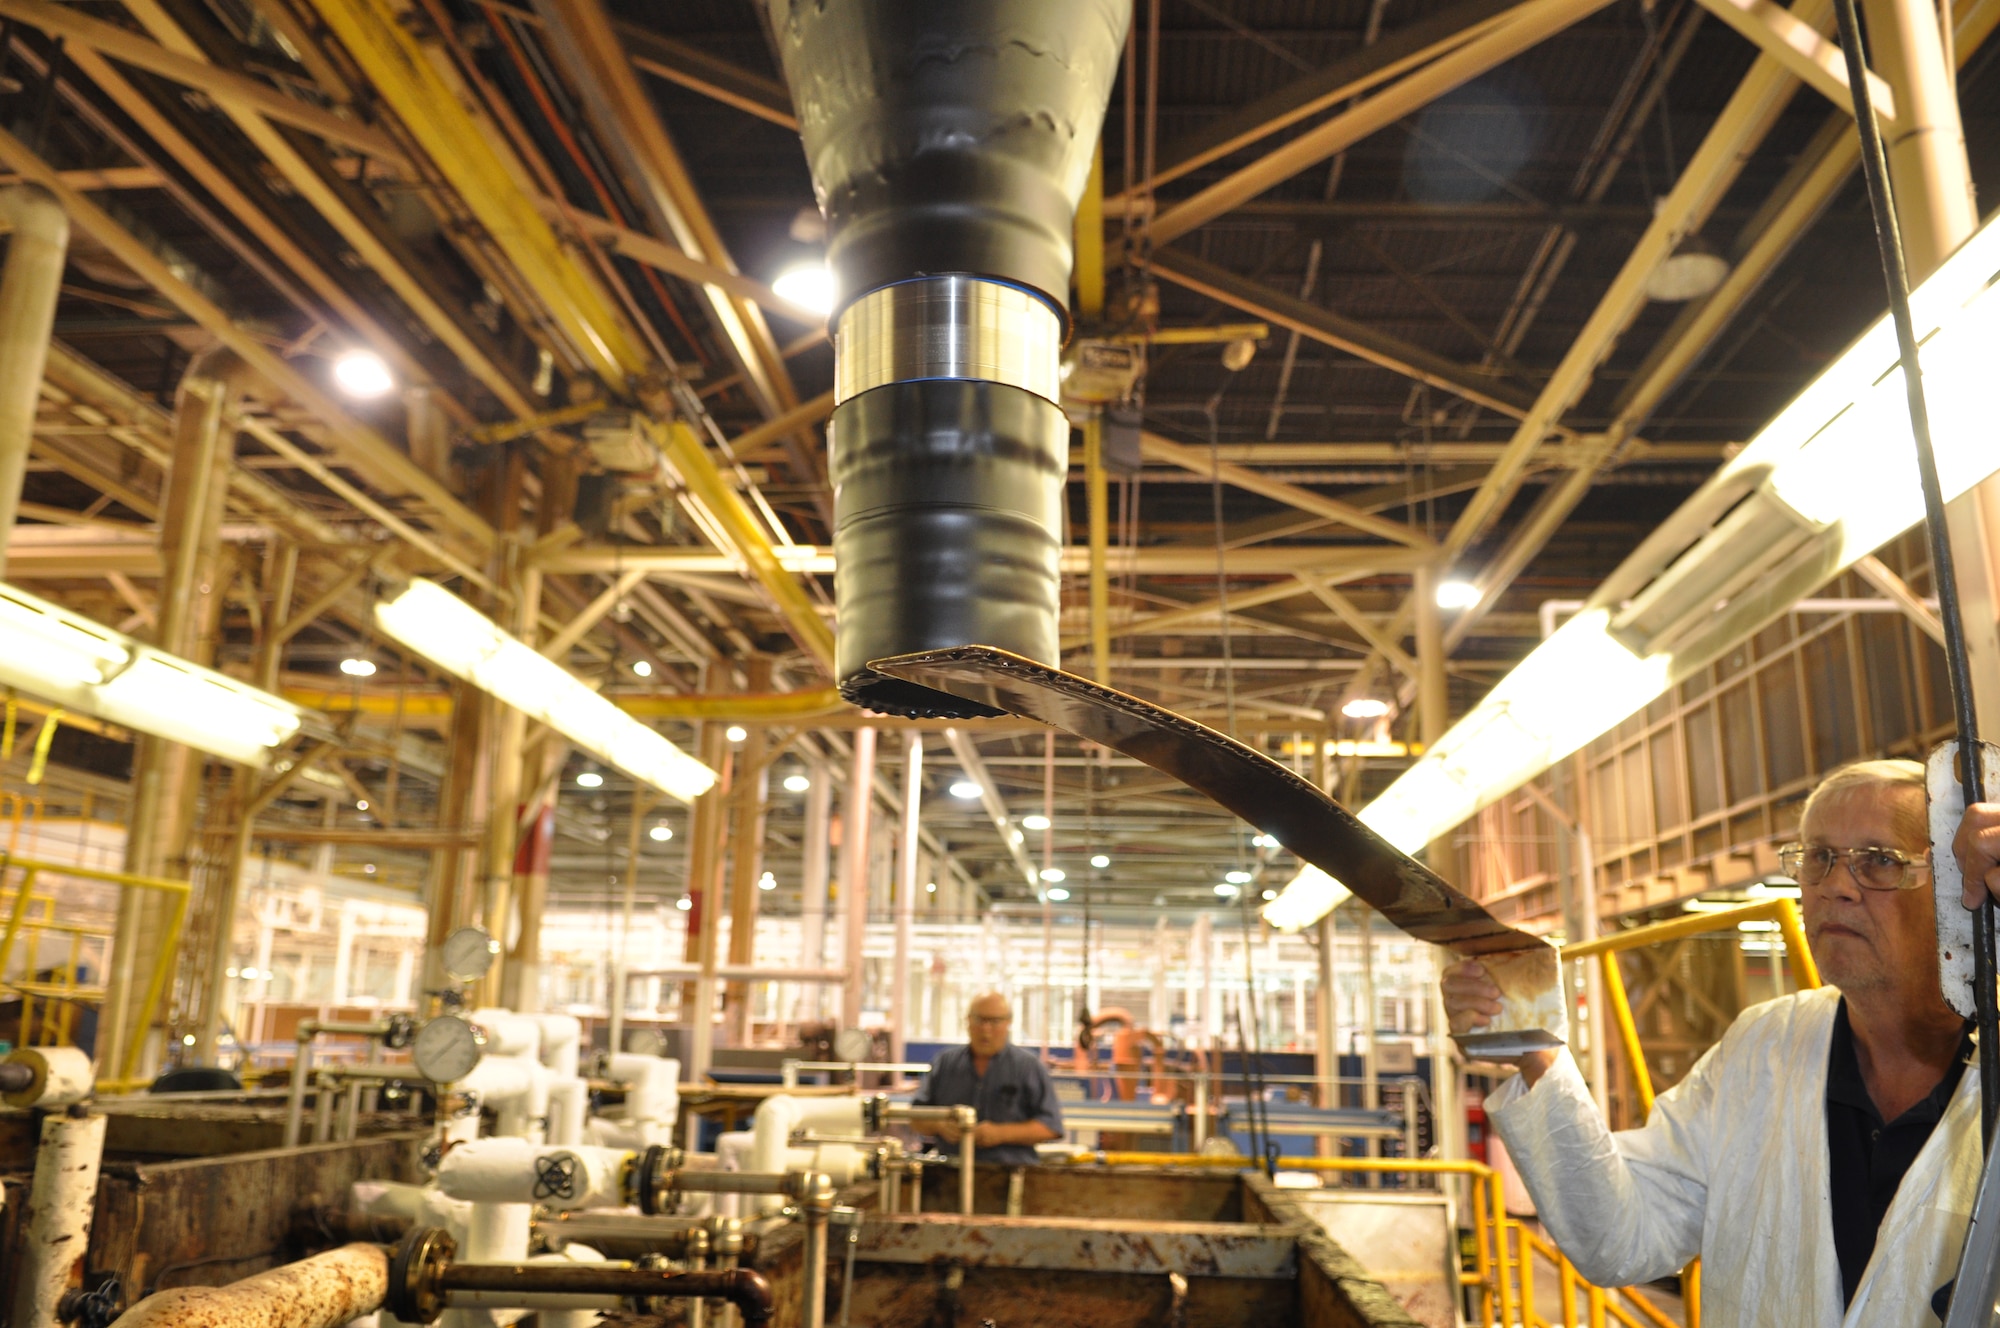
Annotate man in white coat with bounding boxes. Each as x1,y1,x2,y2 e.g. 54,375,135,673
1444,759,2000,1326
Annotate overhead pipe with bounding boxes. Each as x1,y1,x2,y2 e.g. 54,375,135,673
0,184,67,576
769,0,1131,717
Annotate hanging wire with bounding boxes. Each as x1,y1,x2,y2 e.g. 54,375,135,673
1827,0,1995,1146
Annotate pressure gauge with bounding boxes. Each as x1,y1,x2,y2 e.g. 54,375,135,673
833,1027,872,1063
411,1015,484,1084
441,926,499,982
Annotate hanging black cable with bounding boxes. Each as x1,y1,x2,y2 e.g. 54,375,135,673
1827,0,1995,1144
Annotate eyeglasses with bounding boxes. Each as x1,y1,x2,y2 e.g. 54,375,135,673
1778,842,1930,892
969,1014,1012,1027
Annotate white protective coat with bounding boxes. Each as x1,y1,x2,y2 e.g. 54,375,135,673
1490,987,1980,1328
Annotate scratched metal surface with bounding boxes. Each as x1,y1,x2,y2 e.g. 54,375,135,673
855,1213,1298,1278
869,646,1539,955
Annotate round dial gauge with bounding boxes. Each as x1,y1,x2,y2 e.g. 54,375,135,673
833,1027,872,1063
441,926,499,982
411,1015,483,1084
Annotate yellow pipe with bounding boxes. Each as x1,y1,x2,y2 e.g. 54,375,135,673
1599,951,1655,1118
654,419,837,671
1084,417,1111,684
303,0,648,388
1777,899,1821,989
1074,143,1104,321
1561,896,1800,959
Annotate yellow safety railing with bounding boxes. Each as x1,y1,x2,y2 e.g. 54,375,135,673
1060,1152,1686,1327
0,851,191,1087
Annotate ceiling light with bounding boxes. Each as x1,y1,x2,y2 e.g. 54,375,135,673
1214,882,1239,897
1039,867,1066,883
576,769,604,788
675,896,692,912
0,582,304,765
632,659,653,678
1265,205,2000,934
1023,813,1051,831
1090,853,1110,869
1434,579,1482,610
759,871,777,891
1646,236,1730,303
772,261,836,317
725,725,748,743
1045,887,1070,901
363,863,377,875
1252,834,1279,849
339,657,377,678
374,578,716,802
356,799,369,811
783,773,811,793
331,349,394,399
1261,889,1277,901
649,822,674,843
949,780,982,799
1010,829,1025,846
1341,697,1391,720
1226,870,1252,884
926,881,937,893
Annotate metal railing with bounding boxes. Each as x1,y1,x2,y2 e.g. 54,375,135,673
0,850,191,1089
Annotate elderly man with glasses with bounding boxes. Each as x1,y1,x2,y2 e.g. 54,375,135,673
1442,758,2000,1327
911,991,1063,1166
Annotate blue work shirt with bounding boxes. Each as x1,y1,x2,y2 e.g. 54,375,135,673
911,1043,1064,1166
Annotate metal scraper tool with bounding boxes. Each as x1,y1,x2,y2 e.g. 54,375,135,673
869,645,1566,1055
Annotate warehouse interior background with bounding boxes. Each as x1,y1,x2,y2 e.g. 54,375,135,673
0,0,1997,1321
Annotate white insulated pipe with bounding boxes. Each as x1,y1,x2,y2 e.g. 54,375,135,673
10,1110,107,1328
749,1095,864,1211
0,184,68,574
436,1138,632,1212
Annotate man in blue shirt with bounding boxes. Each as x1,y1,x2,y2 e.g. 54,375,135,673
912,991,1063,1166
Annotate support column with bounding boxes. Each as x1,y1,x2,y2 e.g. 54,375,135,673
839,727,877,1032
0,185,67,571
684,718,729,1080
723,660,773,1043
608,792,653,1055
479,563,540,1004
891,733,922,1069
795,760,832,1023
1085,417,1112,684
1859,0,2000,731
106,355,238,1081
1412,562,1465,1163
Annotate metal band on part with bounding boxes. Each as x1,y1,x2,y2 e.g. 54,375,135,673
834,276,1061,405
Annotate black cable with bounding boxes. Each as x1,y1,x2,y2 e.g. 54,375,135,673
1827,0,1995,1144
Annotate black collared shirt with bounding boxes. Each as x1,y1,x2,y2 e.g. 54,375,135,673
1824,998,1973,1307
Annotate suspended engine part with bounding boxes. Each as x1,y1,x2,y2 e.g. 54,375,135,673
768,0,1131,717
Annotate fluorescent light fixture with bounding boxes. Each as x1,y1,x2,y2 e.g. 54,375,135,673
1023,813,1051,831
1090,853,1111,869
0,581,305,765
949,780,982,799
339,657,377,678
375,578,716,802
675,896,692,911
1264,206,2000,933
332,349,394,399
772,261,836,317
1341,697,1391,720
649,822,674,843
1040,867,1066,883
759,871,777,891
632,659,653,678
1435,579,1481,610
783,773,812,793
576,769,604,788
1046,887,1070,901
725,725,748,743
